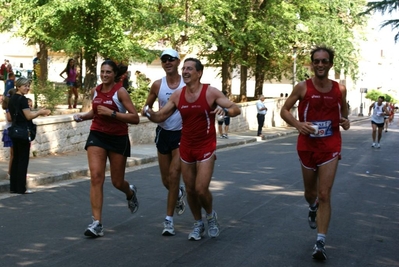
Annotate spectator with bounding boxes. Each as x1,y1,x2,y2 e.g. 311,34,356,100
2,88,16,179
9,78,50,194
60,59,79,109
218,90,231,139
256,94,267,137
33,53,40,80
4,72,15,96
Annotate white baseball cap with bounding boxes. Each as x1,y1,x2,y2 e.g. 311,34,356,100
160,49,180,59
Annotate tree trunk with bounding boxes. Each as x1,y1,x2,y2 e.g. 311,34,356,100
38,42,48,84
81,53,97,112
221,59,232,95
239,48,248,102
255,54,267,98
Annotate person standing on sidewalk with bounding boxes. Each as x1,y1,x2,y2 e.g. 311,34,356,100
218,90,231,139
9,78,51,194
368,96,387,148
144,58,241,241
2,88,16,180
142,48,187,236
280,46,350,261
256,95,267,137
60,58,79,109
73,60,140,238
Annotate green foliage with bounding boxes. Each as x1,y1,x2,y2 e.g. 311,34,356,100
34,81,66,112
360,0,399,42
0,0,370,99
365,89,395,103
129,75,151,112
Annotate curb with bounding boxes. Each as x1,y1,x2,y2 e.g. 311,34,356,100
0,117,364,194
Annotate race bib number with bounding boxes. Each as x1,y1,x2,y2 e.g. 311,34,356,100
310,120,332,138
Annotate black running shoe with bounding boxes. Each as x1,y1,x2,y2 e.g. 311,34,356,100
312,240,327,261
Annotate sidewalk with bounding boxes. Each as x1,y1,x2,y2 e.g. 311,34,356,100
0,115,367,193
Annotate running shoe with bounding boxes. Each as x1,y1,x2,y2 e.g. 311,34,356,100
188,222,205,241
162,220,175,236
128,184,139,213
84,216,104,237
376,143,381,149
207,212,220,238
308,202,318,229
371,143,375,148
175,185,186,215
312,240,327,261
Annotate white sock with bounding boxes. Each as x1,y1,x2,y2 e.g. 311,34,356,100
317,233,326,243
165,216,173,223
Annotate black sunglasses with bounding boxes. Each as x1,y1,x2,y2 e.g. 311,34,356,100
161,56,178,63
312,59,330,65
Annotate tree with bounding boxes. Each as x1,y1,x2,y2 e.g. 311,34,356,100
361,0,399,42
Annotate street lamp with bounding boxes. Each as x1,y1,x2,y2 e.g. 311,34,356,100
359,88,367,116
292,46,298,89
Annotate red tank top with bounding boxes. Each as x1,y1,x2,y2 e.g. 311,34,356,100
297,79,342,152
177,84,216,150
90,83,128,135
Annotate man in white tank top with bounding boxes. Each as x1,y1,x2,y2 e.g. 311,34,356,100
142,49,186,236
368,96,388,148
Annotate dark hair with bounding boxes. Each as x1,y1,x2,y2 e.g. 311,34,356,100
101,59,124,82
378,96,385,101
65,58,75,75
310,46,335,64
184,58,204,72
2,88,16,110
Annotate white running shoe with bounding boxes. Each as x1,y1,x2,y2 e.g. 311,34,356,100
188,222,205,241
128,184,139,213
207,212,220,238
162,220,175,236
175,186,186,215
84,216,104,237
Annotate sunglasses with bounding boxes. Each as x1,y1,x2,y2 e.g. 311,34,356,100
312,59,330,65
161,56,178,63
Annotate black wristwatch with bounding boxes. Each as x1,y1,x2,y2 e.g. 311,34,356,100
111,111,117,118
223,108,229,116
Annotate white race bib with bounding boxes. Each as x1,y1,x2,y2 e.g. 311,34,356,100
310,120,332,138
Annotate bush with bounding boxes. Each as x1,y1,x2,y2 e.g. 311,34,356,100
365,89,395,103
33,81,66,112
129,75,150,112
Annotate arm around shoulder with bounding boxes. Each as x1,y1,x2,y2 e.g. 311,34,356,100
145,89,180,123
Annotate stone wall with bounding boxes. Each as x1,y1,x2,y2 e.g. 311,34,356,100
0,98,294,161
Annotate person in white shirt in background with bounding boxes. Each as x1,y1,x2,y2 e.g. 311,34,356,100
256,94,267,137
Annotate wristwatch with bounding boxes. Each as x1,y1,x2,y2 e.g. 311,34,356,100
223,108,229,116
111,111,117,118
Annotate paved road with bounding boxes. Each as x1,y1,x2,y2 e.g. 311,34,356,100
0,119,398,266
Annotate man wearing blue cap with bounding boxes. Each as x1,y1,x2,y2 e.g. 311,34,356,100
142,49,186,236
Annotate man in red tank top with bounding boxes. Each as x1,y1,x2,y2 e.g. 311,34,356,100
144,58,241,241
280,46,350,261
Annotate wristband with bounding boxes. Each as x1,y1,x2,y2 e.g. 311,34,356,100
111,110,117,118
